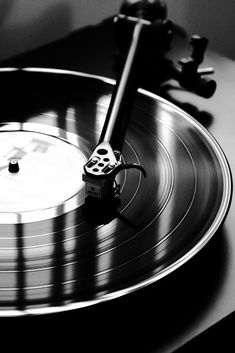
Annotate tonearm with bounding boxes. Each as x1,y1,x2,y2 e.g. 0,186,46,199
82,0,216,203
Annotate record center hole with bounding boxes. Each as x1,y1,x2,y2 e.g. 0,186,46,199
97,148,108,155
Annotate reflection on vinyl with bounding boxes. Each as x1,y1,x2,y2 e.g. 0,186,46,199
0,68,231,316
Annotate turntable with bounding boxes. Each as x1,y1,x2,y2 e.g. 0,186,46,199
0,0,234,352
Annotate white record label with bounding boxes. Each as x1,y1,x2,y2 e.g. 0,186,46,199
0,128,86,223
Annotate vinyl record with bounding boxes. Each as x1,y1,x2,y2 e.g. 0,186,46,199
0,68,231,315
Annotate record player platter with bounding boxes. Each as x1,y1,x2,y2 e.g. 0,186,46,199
0,68,231,315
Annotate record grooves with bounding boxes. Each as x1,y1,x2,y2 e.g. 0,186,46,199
0,68,232,316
